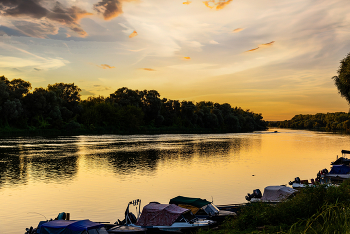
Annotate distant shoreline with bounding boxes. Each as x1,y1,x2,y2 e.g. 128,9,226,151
0,126,268,137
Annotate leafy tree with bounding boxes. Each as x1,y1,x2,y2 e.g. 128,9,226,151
3,99,23,122
47,83,82,122
141,90,162,125
47,83,81,103
333,52,350,104
109,87,142,107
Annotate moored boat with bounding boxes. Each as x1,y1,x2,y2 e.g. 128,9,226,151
288,177,316,189
245,186,297,203
120,200,216,233
319,150,350,182
28,219,109,234
169,196,236,223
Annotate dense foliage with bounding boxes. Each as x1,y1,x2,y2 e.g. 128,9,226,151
333,52,350,105
0,75,267,134
199,180,350,234
268,112,350,132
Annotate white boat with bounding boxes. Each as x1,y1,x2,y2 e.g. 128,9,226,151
120,200,216,233
246,186,297,203
288,177,316,189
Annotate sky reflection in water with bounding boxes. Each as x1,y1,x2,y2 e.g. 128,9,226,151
1,129,350,234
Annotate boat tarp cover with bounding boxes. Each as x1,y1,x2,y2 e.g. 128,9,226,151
177,204,200,215
169,196,211,208
342,150,350,154
329,165,350,174
39,220,104,234
261,186,297,202
136,203,188,226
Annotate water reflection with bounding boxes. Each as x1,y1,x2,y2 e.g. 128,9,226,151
29,156,78,183
0,134,261,188
0,154,29,187
0,136,80,187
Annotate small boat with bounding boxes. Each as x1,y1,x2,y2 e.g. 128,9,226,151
319,150,350,181
289,177,316,189
30,219,109,234
324,165,350,180
25,212,117,234
169,196,236,223
120,200,216,233
245,186,297,203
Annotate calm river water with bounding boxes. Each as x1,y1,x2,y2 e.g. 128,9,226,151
0,128,349,233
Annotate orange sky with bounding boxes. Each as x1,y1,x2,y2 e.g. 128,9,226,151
0,0,349,120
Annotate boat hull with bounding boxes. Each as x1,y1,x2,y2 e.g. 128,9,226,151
129,220,215,233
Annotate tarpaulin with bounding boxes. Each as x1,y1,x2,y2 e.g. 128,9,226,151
136,203,188,226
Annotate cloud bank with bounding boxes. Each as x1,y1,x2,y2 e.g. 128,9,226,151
93,0,136,20
0,0,92,38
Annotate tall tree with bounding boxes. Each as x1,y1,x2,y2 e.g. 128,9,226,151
47,83,81,103
333,52,350,104
47,83,82,122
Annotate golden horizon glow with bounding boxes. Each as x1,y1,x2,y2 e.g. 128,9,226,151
0,0,350,121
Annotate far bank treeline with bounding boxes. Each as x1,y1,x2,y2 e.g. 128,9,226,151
269,52,350,133
0,75,267,134
269,112,350,132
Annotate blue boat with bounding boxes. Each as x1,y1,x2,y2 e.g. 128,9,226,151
35,219,108,234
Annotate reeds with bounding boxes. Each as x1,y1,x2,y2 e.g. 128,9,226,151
287,202,350,234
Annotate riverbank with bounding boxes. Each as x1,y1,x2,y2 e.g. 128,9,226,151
199,180,350,234
0,125,267,137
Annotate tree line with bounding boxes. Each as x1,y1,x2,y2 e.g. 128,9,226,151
268,112,350,132
0,75,268,134
269,51,350,133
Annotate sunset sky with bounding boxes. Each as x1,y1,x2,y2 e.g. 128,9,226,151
1,0,350,120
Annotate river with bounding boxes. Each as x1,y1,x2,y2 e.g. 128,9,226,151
0,128,349,234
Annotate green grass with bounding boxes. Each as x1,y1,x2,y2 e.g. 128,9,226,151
199,180,350,234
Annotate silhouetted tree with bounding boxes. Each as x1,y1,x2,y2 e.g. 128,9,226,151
333,52,350,104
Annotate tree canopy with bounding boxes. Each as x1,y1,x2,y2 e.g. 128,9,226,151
0,75,268,134
333,52,350,104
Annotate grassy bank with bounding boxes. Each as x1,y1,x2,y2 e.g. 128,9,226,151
199,180,350,234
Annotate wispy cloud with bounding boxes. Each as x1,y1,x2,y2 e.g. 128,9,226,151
260,41,275,47
233,28,244,33
0,55,68,69
129,30,138,38
140,68,156,71
209,40,219,44
183,1,191,5
245,47,259,52
80,89,95,96
97,64,115,69
244,42,274,53
183,57,191,60
203,0,232,10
